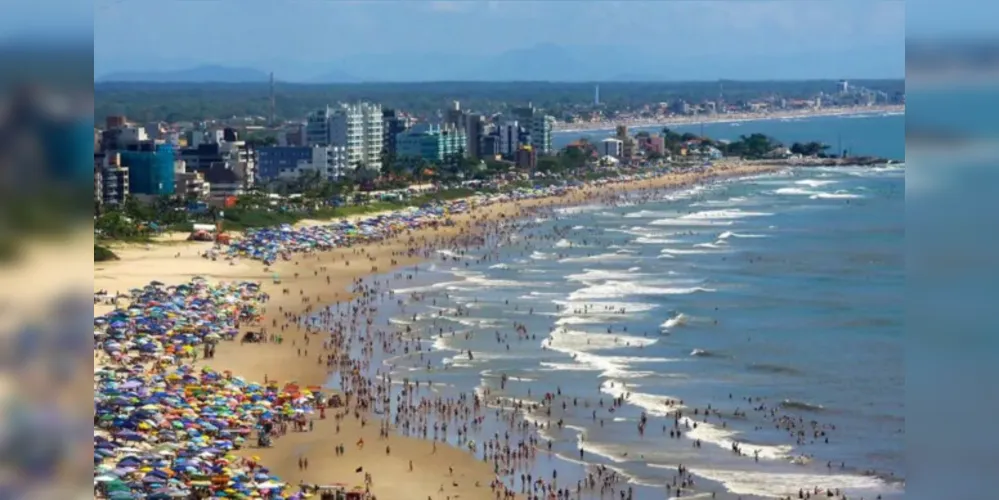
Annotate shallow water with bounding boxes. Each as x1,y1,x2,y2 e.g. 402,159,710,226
373,166,904,499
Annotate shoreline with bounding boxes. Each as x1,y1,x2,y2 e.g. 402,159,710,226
370,169,906,500
93,162,782,499
552,105,904,134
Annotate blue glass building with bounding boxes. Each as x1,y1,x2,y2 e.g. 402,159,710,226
120,143,175,195
257,147,312,182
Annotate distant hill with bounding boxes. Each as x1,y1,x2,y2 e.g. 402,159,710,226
308,69,361,83
96,43,905,83
97,65,271,83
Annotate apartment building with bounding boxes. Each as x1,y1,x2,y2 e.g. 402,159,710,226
307,102,383,173
512,104,555,155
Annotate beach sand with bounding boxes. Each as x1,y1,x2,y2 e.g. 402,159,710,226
92,162,778,499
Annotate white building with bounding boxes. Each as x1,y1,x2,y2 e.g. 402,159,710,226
117,126,148,145
273,146,348,182
600,138,623,159
307,102,383,174
304,146,348,182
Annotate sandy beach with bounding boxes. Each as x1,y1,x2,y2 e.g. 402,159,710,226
553,104,904,134
93,162,780,499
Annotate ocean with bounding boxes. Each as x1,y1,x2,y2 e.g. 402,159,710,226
553,112,906,161
330,116,905,499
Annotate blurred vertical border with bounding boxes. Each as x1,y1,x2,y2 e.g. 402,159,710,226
0,0,94,497
906,1,999,500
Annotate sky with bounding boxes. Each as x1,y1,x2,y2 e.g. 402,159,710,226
92,0,919,79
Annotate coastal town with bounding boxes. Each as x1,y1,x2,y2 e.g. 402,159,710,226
92,78,903,212
85,74,905,500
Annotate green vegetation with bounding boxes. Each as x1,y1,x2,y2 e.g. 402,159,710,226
95,80,905,123
790,141,833,157
95,185,485,242
94,244,119,262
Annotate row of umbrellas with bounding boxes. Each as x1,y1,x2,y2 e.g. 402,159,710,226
225,185,573,263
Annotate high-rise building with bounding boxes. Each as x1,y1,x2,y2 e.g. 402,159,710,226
305,107,333,147
396,123,467,165
382,108,409,163
94,152,130,207
445,101,464,129
497,121,521,157
119,142,175,196
600,138,623,159
308,103,383,173
464,113,485,159
513,104,555,155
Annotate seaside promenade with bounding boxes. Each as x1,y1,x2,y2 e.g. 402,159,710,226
91,162,780,499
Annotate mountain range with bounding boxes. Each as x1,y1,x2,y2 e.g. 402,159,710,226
96,43,905,83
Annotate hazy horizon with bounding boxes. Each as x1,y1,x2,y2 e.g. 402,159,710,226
94,0,906,82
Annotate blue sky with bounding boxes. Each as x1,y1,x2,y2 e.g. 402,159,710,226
88,0,913,79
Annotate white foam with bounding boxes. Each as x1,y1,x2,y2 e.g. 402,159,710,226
554,238,573,248
635,236,681,245
682,209,774,220
717,231,767,240
566,268,645,284
810,191,861,199
624,210,672,219
541,330,678,379
688,467,895,499
650,218,735,227
606,226,656,237
774,187,815,196
568,280,713,301
660,248,713,255
601,379,683,416
679,416,793,461
559,252,637,264
693,242,726,249
517,291,562,300
795,179,837,188
776,187,862,199
445,271,524,291
554,315,605,326
690,195,750,208
661,313,688,330
488,263,511,270
530,251,554,260
548,329,658,353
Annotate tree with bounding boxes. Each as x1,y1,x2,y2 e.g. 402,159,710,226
536,156,563,174
789,141,829,157
560,147,587,170
719,133,780,159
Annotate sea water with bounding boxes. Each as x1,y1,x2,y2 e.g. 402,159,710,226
376,165,904,499
554,112,906,160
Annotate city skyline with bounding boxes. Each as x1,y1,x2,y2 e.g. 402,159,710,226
94,0,906,81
